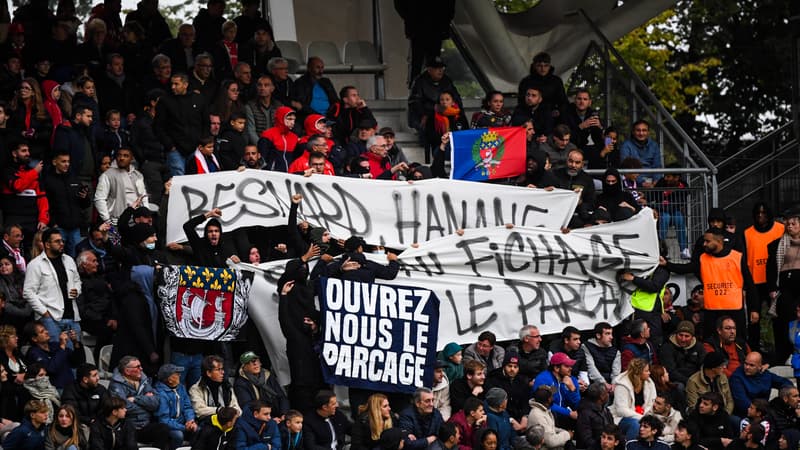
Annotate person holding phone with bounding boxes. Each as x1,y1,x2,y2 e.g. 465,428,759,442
41,150,91,257
0,141,49,255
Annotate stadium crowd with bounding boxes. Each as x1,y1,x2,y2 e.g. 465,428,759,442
1,1,800,450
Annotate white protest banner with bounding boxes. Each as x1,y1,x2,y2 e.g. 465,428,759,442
319,277,440,393
241,209,659,386
166,170,579,248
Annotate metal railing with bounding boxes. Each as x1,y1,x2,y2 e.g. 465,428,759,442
586,168,711,259
568,10,719,206
715,120,800,217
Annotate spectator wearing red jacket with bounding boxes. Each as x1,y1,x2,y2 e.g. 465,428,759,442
257,106,298,172
1,140,49,253
364,135,408,180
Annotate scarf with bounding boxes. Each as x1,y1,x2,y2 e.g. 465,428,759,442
244,369,281,401
222,40,238,69
434,105,462,135
23,377,60,423
193,149,220,174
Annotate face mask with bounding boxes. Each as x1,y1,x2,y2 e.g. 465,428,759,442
145,242,156,250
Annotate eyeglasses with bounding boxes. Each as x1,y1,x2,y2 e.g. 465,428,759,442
126,364,142,369
528,334,542,339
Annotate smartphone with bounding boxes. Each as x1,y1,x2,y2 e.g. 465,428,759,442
604,137,613,147
28,159,40,169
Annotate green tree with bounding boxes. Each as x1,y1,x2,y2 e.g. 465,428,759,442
615,1,794,161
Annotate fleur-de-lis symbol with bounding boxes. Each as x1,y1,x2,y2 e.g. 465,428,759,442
183,266,197,278
210,279,222,290
202,267,214,282
192,277,204,288
220,270,232,283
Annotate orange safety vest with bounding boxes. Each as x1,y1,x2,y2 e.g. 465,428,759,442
744,223,785,284
700,249,745,310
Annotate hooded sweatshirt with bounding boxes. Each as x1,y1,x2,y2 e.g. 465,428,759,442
258,106,299,172
596,168,640,221
296,114,334,149
42,80,64,145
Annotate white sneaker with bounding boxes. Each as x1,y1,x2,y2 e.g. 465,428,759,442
680,248,691,260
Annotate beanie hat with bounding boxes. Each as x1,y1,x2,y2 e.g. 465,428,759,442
443,342,462,358
676,321,695,336
503,351,520,366
485,387,508,408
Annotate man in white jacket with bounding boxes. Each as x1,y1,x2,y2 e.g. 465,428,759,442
94,147,150,226
23,228,82,349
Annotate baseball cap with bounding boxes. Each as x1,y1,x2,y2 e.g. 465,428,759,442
240,351,259,365
550,352,576,367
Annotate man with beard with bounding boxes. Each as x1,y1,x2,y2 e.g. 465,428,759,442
23,228,82,349
1,141,49,252
515,149,558,189
664,228,759,338
553,149,595,228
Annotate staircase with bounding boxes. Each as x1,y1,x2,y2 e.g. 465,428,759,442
716,121,800,219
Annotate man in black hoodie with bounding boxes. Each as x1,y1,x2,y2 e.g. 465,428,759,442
61,363,108,425
514,149,559,189
516,52,568,115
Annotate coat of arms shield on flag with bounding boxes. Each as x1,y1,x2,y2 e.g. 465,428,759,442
158,265,252,341
449,126,526,181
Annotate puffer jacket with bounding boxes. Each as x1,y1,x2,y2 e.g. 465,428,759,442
107,369,159,429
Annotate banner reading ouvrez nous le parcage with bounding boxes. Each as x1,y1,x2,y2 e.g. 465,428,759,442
318,277,440,393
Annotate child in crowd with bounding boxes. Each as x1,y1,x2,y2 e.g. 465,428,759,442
280,409,305,450
440,342,464,382
193,406,239,450
100,109,130,157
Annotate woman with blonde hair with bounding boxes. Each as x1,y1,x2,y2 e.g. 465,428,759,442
351,393,393,450
611,357,656,441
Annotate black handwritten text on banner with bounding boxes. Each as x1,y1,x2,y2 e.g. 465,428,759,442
242,210,658,386
319,278,440,393
166,170,579,248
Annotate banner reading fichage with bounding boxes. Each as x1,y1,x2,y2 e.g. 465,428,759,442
319,277,440,394
158,265,252,341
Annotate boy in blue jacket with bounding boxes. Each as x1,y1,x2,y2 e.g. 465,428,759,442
2,400,48,450
236,400,281,450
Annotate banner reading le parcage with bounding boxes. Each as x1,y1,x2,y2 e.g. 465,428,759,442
243,210,659,386
319,277,440,393
166,170,579,248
